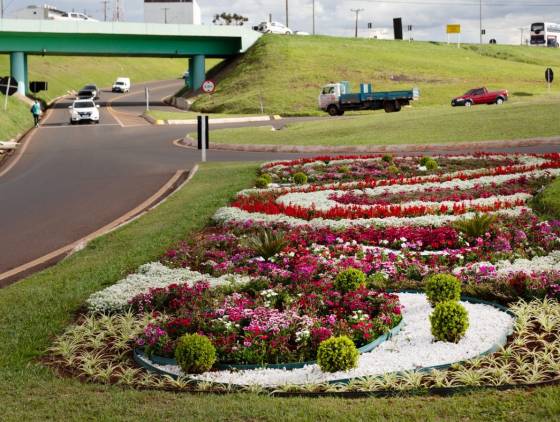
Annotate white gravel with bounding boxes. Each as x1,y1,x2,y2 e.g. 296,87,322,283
141,293,514,386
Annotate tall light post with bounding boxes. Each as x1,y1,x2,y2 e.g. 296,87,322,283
351,8,364,38
312,0,315,35
1,0,4,19
162,7,169,24
285,0,289,28
518,27,525,45
479,0,482,44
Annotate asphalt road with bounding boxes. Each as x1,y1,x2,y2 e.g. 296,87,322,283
0,79,558,284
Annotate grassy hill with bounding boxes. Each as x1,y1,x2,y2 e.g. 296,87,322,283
190,35,560,116
0,55,190,141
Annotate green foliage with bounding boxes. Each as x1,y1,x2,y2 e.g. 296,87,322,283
425,274,462,307
316,336,359,373
530,178,560,219
245,228,287,260
382,154,394,163
255,176,269,188
338,165,350,174
260,173,273,184
293,172,308,185
366,273,389,290
387,165,400,175
174,334,217,374
419,156,432,166
406,265,424,281
334,268,366,293
453,213,496,238
430,301,469,343
425,158,439,170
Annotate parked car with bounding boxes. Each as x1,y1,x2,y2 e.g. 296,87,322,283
252,21,293,35
76,89,96,100
68,99,100,124
82,84,99,99
451,87,508,107
112,77,131,93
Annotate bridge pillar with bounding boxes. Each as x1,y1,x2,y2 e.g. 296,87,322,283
10,52,28,96
189,55,206,91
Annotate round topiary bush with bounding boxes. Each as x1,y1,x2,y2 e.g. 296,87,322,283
174,333,216,374
419,156,432,166
425,158,439,170
293,172,308,185
334,268,366,292
430,301,469,343
382,154,393,163
387,165,400,175
255,176,269,189
317,335,359,373
424,273,461,306
260,173,273,184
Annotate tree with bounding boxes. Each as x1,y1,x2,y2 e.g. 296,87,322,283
212,13,249,26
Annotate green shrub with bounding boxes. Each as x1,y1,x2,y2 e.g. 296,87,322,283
453,213,496,238
430,301,469,343
425,274,461,306
387,165,400,175
334,268,366,292
316,336,359,372
255,176,269,188
366,272,389,290
174,334,216,374
425,158,439,170
245,228,287,260
338,165,350,174
419,156,432,166
382,154,393,163
260,173,273,184
293,172,308,185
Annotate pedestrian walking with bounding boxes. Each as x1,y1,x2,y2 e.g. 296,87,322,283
30,99,42,127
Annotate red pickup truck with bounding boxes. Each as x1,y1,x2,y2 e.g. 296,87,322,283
451,87,508,107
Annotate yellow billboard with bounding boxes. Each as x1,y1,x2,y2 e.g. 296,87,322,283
447,24,461,34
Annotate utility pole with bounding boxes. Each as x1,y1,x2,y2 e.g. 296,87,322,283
351,9,364,38
312,0,315,35
162,7,169,24
285,0,289,28
1,0,4,19
101,0,109,21
518,27,525,45
479,0,482,44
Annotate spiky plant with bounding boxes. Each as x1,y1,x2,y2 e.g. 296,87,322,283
453,213,497,239
245,228,287,260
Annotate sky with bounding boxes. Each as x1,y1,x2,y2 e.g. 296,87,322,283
4,0,560,44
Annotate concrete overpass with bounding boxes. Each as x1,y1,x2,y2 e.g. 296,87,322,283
0,19,261,95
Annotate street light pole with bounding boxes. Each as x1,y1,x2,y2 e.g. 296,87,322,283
162,7,169,24
351,8,364,38
312,0,315,35
479,0,482,44
285,0,289,28
1,0,4,19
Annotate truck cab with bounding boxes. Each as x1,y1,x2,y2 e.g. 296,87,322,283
318,83,347,115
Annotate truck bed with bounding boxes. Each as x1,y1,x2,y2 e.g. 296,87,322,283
340,89,417,105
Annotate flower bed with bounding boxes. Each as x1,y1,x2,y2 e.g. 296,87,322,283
48,153,560,393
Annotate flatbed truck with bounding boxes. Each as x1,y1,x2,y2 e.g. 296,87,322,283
319,81,419,116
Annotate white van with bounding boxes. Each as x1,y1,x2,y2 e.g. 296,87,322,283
112,77,131,93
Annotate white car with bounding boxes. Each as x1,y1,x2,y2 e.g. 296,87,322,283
112,77,131,93
253,21,293,35
69,99,100,124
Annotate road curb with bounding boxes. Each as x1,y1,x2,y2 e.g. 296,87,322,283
148,115,280,126
0,168,194,288
180,135,560,153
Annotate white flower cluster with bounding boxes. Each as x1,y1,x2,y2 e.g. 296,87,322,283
453,250,560,278
275,191,533,213
213,205,530,229
86,262,253,313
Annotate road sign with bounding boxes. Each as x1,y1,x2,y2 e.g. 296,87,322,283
447,24,461,34
29,81,48,94
0,76,18,96
545,68,554,83
201,80,216,94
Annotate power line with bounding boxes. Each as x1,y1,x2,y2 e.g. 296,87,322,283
351,8,365,38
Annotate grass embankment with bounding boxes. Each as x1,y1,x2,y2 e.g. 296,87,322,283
0,55,193,141
205,98,560,146
1,162,560,420
189,35,560,116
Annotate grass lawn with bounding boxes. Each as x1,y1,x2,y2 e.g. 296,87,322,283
190,35,560,116
532,177,560,220
204,98,560,146
1,162,560,421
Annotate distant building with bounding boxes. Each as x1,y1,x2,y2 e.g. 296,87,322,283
13,4,97,21
144,0,201,25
